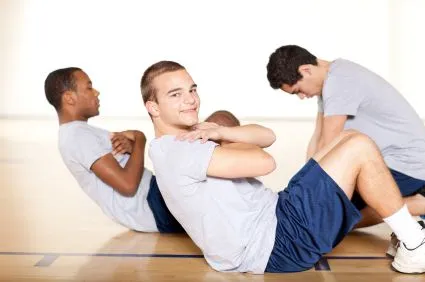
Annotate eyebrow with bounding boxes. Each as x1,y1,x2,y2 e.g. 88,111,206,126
167,87,183,94
167,84,197,94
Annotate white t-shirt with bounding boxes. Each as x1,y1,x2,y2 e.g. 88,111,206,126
318,59,425,180
58,121,158,232
149,136,278,273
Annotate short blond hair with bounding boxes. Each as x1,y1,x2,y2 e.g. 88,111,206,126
140,61,185,103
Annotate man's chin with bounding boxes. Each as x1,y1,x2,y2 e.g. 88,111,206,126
183,117,199,127
186,120,199,127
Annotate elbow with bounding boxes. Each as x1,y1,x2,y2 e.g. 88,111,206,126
269,130,276,146
119,182,139,197
266,154,277,174
259,153,276,176
263,128,276,148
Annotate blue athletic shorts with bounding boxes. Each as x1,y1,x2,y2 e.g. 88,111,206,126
351,169,425,210
265,159,361,273
147,176,185,233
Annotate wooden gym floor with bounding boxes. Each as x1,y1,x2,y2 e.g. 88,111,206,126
1,119,423,282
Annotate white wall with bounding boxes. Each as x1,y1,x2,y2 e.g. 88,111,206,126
1,0,424,119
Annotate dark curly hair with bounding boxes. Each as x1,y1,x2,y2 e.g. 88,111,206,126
266,45,317,89
44,67,82,111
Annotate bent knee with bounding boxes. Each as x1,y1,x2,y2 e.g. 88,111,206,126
340,129,360,138
346,132,379,153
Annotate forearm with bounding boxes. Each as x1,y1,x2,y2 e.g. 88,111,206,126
207,143,276,178
309,133,335,160
217,124,276,148
221,142,260,150
307,112,325,159
306,133,320,160
121,132,146,193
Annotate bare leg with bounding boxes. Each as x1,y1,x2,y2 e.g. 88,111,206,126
355,194,425,228
313,132,404,218
312,131,425,274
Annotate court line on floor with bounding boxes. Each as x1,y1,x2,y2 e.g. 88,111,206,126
0,252,390,270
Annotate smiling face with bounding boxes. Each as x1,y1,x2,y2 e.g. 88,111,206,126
147,69,200,131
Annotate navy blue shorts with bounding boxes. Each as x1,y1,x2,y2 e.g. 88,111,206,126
147,176,185,233
265,159,361,273
352,169,425,210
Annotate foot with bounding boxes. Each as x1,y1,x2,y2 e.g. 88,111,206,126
386,232,400,257
387,220,425,258
392,238,425,274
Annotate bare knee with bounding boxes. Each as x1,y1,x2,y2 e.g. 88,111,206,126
339,129,360,139
345,132,380,157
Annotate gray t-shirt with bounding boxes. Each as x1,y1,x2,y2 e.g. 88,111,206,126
149,136,278,274
58,121,158,232
319,59,425,180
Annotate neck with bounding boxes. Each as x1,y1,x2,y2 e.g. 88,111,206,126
315,59,331,88
153,120,191,138
317,59,331,72
58,111,88,125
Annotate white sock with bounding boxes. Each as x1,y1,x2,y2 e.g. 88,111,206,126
383,205,425,249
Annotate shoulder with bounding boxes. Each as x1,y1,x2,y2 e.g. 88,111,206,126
59,121,110,154
149,135,217,162
325,59,362,90
149,135,174,158
330,59,373,78
60,122,109,142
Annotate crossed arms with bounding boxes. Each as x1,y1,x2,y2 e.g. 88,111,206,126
177,123,277,179
87,112,345,192
90,130,146,197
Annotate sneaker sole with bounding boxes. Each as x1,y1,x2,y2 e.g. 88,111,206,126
386,248,396,258
392,260,425,274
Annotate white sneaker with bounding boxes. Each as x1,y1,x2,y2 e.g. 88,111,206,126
392,238,425,274
387,221,425,258
386,232,399,257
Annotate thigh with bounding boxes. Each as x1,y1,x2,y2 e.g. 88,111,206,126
351,168,425,210
266,161,361,272
315,136,361,199
312,130,358,162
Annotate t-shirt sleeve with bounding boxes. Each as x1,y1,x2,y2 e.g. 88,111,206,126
164,137,218,182
323,76,363,117
68,127,112,170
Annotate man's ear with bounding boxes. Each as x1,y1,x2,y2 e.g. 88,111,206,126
298,64,312,77
62,90,77,106
145,101,160,117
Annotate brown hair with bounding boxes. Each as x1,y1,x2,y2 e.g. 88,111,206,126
140,61,185,104
205,110,240,127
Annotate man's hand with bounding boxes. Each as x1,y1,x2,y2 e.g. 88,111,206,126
116,130,144,142
192,122,220,130
176,123,222,143
110,130,146,155
110,133,134,155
